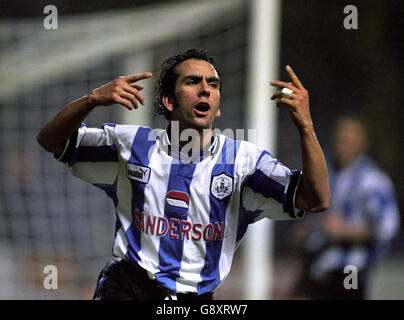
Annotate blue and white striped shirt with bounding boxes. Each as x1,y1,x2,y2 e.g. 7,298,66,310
58,123,303,294
305,154,400,280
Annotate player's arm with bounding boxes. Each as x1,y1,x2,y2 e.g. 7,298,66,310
270,65,330,212
37,72,152,156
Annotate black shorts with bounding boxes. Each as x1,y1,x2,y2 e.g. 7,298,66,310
93,259,214,300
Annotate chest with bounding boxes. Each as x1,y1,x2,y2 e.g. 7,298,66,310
124,155,238,218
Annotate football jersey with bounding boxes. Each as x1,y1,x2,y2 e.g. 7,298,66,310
57,123,304,294
304,154,400,280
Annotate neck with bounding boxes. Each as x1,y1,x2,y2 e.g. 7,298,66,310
168,121,213,149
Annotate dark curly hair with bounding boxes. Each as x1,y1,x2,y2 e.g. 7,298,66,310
153,48,221,121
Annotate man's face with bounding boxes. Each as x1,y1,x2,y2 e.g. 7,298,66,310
333,119,367,168
163,59,221,132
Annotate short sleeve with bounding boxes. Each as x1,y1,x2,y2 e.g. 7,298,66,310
57,123,119,185
241,150,305,221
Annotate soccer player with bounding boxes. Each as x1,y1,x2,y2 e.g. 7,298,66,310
292,116,400,299
37,49,329,300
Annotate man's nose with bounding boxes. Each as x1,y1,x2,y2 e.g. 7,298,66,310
199,80,211,97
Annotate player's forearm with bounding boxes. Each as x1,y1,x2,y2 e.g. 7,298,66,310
37,95,95,155
296,124,330,212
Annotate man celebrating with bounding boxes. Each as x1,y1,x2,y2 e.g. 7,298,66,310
37,49,329,300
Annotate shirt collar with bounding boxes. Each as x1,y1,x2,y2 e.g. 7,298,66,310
162,123,219,162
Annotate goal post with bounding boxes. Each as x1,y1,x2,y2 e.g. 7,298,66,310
243,0,281,299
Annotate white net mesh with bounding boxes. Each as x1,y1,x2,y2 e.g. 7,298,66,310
0,0,248,299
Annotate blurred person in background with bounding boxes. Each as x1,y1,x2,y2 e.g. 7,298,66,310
292,115,400,300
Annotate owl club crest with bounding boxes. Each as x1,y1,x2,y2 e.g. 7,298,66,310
210,173,233,200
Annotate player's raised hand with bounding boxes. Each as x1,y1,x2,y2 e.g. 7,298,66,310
87,72,152,110
270,66,313,131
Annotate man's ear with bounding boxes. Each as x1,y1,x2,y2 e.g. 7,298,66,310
162,94,175,112
215,107,221,118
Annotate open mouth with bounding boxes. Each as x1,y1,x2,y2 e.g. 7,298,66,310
194,102,210,114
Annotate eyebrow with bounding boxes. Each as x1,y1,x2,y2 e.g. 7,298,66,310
183,75,220,84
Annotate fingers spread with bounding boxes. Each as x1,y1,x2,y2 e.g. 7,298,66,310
120,91,139,109
123,72,152,83
112,93,134,110
276,98,296,109
270,80,295,90
122,84,145,106
286,65,304,89
130,83,144,90
271,90,281,100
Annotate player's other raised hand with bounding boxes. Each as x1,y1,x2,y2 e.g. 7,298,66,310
270,66,313,131
87,72,152,110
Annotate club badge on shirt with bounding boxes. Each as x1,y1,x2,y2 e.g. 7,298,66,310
165,190,190,218
211,173,233,200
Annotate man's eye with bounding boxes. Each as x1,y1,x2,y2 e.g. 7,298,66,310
209,83,218,88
